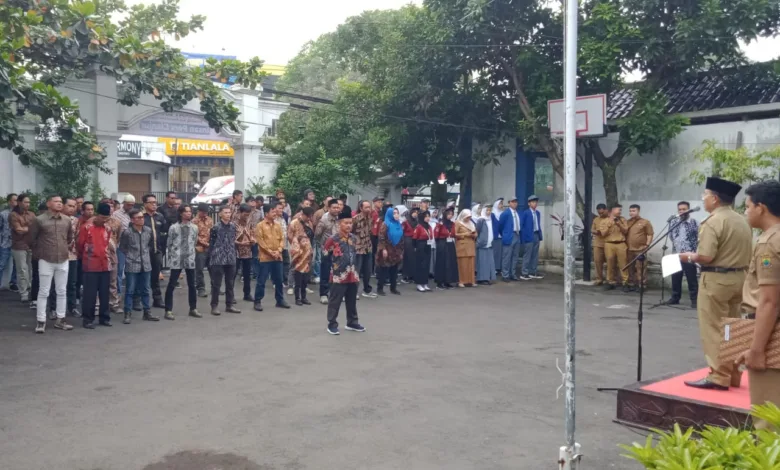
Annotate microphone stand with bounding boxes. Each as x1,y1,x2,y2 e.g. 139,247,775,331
597,215,689,389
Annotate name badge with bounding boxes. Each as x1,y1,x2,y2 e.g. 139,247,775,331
427,239,435,246
446,237,454,243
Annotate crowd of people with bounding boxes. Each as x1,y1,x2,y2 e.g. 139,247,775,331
0,187,554,336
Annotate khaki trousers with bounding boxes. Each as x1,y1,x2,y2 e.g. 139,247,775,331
627,250,649,287
697,271,745,387
593,246,605,284
605,242,628,285
749,368,780,430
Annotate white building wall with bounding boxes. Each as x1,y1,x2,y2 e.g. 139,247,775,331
471,137,517,204
473,117,780,263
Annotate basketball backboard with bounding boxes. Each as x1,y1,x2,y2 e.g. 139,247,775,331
547,94,607,138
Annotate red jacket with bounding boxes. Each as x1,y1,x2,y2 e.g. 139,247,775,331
412,224,433,241
434,222,454,239
77,221,113,272
402,221,415,237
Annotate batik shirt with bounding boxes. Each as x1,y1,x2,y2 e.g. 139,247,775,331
670,218,699,254
208,221,237,266
323,232,359,284
352,212,372,255
0,209,11,249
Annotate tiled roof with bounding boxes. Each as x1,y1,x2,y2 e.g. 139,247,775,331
607,66,780,120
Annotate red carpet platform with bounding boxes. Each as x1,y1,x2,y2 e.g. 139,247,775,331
616,368,753,431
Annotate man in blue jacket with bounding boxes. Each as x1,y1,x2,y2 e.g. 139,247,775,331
520,195,544,280
498,197,522,281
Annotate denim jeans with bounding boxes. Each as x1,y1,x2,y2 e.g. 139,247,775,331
254,261,284,304
117,249,126,294
251,244,260,279
0,247,11,288
312,242,322,279
521,232,541,276
125,271,151,312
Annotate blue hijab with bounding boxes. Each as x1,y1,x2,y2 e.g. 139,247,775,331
385,206,403,246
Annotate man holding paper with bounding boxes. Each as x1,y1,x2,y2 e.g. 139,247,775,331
736,180,780,428
677,177,753,391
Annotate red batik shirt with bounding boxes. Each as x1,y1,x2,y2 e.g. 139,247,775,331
323,232,359,284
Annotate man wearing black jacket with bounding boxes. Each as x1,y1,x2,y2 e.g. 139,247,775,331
142,194,167,308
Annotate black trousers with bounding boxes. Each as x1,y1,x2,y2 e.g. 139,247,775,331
82,271,110,324
671,262,698,303
355,254,373,293
210,264,236,308
75,260,83,300
236,258,252,298
327,283,358,329
67,260,78,311
150,252,163,300
282,250,291,287
377,265,398,292
370,235,378,274
195,252,208,292
165,268,196,311
319,254,332,297
294,271,309,301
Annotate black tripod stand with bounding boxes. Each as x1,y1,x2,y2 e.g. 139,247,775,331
597,216,689,388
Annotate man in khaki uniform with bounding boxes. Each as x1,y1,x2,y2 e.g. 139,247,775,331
591,203,609,285
600,203,629,291
678,177,753,390
735,180,780,428
626,204,654,290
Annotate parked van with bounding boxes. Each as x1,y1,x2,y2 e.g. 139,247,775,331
190,175,235,205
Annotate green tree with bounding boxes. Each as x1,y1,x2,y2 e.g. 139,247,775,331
0,0,265,168
274,148,359,207
687,140,780,187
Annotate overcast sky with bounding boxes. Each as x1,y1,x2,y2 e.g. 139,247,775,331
130,0,778,67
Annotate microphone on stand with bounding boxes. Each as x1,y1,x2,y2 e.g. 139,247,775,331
668,206,700,222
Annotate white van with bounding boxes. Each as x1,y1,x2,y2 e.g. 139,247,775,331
190,175,235,205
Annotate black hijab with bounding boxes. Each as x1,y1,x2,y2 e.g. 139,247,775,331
441,207,454,230
417,210,431,230
407,208,420,228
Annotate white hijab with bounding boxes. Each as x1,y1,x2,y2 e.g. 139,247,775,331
457,209,476,232
481,207,494,247
492,198,504,219
396,205,409,218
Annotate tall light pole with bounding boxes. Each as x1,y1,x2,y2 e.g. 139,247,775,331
559,0,581,466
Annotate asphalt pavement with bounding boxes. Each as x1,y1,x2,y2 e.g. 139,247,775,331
0,274,704,470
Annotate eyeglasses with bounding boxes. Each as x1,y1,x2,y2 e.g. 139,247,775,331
132,216,144,220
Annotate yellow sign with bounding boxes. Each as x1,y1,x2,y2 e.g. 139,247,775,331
157,137,234,157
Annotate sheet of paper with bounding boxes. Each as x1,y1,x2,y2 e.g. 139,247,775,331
661,254,683,277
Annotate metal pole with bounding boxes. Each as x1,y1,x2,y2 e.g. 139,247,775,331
583,149,593,282
559,0,581,466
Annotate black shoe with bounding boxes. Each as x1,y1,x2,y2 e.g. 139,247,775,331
664,299,680,305
391,289,401,295
377,289,386,296
143,310,160,321
345,323,366,333
243,295,253,302
153,299,165,309
295,299,303,306
622,285,632,293
82,322,96,329
254,302,263,312
123,312,132,324
99,320,112,327
327,325,340,335
9,283,19,293
604,284,615,290
276,301,291,309
691,301,698,309
684,378,728,391
70,308,82,318
301,298,311,305
197,290,208,298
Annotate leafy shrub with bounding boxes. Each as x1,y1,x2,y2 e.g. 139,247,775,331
622,403,780,469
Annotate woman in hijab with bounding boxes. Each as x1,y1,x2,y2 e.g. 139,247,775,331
476,205,497,285
412,210,434,292
491,198,504,275
454,209,478,287
433,207,459,289
472,203,482,270
428,208,439,278
375,206,404,296
401,206,419,283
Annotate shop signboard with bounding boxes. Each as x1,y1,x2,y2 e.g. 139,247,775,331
117,140,142,159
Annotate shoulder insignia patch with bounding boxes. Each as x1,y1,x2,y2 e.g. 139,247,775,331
761,256,772,268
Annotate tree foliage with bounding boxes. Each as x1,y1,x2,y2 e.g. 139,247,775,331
687,140,780,187
274,148,358,208
0,0,265,167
